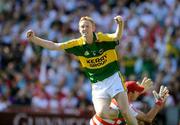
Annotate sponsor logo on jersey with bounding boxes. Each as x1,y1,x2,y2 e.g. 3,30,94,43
84,51,90,56
86,54,107,67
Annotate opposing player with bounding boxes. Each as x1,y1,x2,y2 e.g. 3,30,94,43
90,78,169,125
26,16,138,125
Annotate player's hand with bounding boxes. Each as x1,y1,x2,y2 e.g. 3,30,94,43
137,77,153,93
26,30,35,40
152,85,169,106
114,16,123,24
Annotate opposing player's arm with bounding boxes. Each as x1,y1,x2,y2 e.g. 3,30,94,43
26,30,64,51
107,16,124,41
136,105,161,123
136,85,169,123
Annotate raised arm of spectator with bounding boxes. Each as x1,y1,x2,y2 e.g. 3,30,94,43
26,30,63,51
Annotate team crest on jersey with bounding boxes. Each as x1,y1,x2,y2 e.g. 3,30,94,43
84,51,90,56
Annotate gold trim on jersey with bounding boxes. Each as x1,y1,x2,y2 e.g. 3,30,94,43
118,72,127,91
78,49,118,69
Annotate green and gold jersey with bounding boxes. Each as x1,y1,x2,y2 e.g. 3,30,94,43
60,32,120,83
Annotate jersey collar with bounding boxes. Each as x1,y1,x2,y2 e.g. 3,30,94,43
81,32,99,45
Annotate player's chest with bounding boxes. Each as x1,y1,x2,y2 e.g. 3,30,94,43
81,43,104,57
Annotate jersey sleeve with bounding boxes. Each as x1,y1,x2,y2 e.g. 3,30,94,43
97,32,119,45
59,39,79,50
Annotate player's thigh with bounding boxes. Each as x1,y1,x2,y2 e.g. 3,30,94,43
93,98,111,114
114,91,129,112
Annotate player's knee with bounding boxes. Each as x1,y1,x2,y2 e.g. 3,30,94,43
96,107,112,118
120,106,131,115
96,107,118,119
96,108,105,117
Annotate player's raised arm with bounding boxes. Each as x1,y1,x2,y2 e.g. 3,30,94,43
26,30,63,51
111,15,124,40
136,85,169,123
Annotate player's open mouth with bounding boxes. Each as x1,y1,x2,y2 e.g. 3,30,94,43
82,32,88,37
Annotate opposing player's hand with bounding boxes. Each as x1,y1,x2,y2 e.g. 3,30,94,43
137,77,153,93
153,85,169,106
114,16,123,24
26,30,35,40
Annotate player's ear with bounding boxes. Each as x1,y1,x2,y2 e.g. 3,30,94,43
92,23,96,32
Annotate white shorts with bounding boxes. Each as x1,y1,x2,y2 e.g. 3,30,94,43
92,72,126,101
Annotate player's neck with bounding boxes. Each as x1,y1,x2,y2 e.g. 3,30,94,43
85,35,93,44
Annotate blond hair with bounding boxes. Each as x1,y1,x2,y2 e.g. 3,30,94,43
79,16,95,25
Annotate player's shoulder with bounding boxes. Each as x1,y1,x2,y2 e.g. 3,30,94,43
61,37,84,49
96,32,104,37
96,32,116,42
96,32,106,41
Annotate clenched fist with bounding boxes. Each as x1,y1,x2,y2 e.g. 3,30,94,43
26,30,35,40
114,15,123,24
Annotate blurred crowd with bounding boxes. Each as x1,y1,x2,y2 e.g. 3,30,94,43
0,0,180,123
